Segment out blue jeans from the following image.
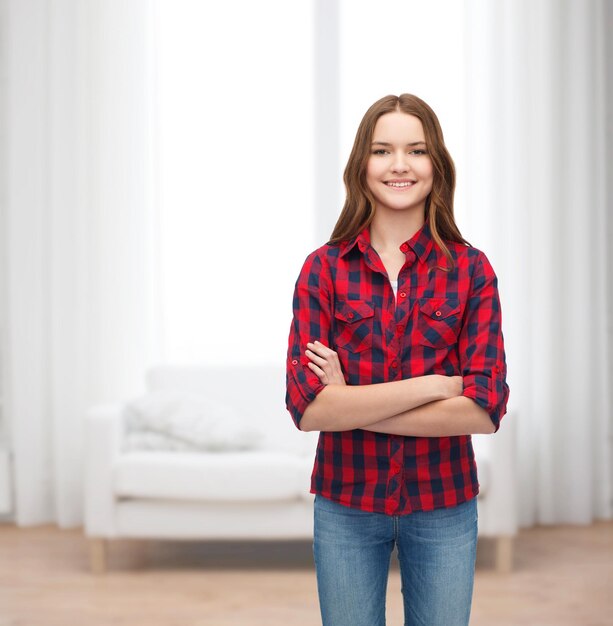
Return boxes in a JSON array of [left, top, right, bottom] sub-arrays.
[[313, 495, 478, 626]]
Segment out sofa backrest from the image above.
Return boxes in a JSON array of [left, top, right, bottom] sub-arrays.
[[144, 364, 318, 455]]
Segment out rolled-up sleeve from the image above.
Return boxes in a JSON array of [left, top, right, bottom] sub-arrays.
[[457, 251, 510, 431], [285, 251, 332, 429]]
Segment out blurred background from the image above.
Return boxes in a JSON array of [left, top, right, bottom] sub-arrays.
[[0, 0, 611, 624]]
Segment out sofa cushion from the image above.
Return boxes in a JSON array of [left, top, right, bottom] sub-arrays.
[[122, 390, 263, 452], [142, 365, 321, 457], [113, 450, 314, 502]]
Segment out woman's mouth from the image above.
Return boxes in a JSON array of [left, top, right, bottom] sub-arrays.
[[384, 180, 416, 188]]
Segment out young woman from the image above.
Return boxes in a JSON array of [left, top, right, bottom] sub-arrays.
[[285, 93, 509, 626]]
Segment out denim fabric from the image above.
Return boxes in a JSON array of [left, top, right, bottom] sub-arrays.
[[313, 494, 478, 626]]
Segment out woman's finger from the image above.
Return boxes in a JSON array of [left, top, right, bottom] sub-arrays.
[[308, 341, 338, 359], [306, 342, 328, 358], [307, 361, 327, 383], [305, 349, 329, 367], [326, 350, 341, 366], [313, 340, 337, 356], [306, 341, 346, 386]]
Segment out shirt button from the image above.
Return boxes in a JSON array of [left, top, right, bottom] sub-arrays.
[[399, 291, 407, 298], [435, 310, 442, 317], [397, 324, 405, 333], [400, 243, 409, 252], [391, 360, 398, 368], [291, 359, 298, 365], [348, 312, 354, 319]]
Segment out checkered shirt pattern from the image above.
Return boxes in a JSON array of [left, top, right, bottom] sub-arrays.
[[285, 219, 510, 515]]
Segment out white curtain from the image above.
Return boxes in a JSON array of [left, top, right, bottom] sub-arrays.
[[1, 0, 610, 529], [463, 0, 611, 525], [2, 0, 161, 527], [154, 0, 315, 367]]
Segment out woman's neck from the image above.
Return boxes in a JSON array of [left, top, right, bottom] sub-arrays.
[[369, 208, 425, 253]]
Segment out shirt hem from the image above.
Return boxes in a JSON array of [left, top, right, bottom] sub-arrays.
[[310, 484, 480, 516]]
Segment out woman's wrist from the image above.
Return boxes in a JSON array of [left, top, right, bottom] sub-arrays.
[[430, 374, 463, 401]]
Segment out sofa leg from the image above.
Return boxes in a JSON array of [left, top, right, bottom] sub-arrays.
[[495, 536, 513, 573], [89, 538, 107, 575]]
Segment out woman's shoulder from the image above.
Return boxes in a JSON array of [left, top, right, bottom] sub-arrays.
[[440, 236, 488, 261], [442, 239, 498, 278], [294, 241, 341, 283], [301, 240, 344, 266]]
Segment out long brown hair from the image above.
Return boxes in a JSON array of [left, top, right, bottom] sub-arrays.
[[329, 94, 470, 270]]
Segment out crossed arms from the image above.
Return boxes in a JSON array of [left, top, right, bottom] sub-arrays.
[[286, 249, 509, 437], [299, 341, 495, 436]]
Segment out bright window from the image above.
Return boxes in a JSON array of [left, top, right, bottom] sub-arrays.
[[156, 0, 315, 365], [155, 0, 465, 366]]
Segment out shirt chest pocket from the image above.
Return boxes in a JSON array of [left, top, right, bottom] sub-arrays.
[[416, 298, 462, 349], [333, 300, 375, 353]]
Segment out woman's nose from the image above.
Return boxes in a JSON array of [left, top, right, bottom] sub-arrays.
[[391, 152, 410, 172]]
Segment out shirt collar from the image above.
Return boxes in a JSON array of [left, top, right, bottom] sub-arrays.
[[339, 218, 434, 265]]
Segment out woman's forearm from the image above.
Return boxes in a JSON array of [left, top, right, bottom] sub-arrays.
[[299, 375, 458, 432], [361, 396, 495, 437]]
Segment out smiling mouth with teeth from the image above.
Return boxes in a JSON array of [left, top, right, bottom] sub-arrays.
[[384, 181, 416, 188]]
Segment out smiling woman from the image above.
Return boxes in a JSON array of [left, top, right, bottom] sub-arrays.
[[332, 0, 467, 239], [286, 93, 509, 625], [366, 113, 434, 219]]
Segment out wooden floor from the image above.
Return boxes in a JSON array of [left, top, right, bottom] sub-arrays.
[[0, 522, 612, 625]]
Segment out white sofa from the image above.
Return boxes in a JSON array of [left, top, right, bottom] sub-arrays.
[[83, 365, 517, 574]]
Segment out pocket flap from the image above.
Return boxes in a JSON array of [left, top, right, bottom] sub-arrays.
[[418, 298, 461, 320], [334, 300, 375, 323]]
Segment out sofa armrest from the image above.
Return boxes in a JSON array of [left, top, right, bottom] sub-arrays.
[[83, 404, 123, 537], [474, 409, 518, 537]]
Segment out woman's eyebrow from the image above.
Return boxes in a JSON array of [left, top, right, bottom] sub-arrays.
[[371, 141, 427, 147]]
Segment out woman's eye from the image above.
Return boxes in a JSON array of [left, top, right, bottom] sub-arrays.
[[371, 148, 427, 156]]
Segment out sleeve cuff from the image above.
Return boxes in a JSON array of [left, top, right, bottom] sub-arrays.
[[462, 369, 508, 432], [286, 356, 326, 430]]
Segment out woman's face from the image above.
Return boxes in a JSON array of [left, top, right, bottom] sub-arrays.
[[366, 111, 433, 217]]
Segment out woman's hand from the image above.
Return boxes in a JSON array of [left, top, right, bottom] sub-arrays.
[[305, 339, 463, 397], [305, 341, 347, 386], [446, 375, 464, 399]]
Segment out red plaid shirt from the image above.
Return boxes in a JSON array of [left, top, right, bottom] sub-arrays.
[[285, 219, 510, 515]]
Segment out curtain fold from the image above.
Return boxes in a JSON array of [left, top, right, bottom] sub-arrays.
[[464, 0, 611, 525], [4, 0, 162, 527]]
